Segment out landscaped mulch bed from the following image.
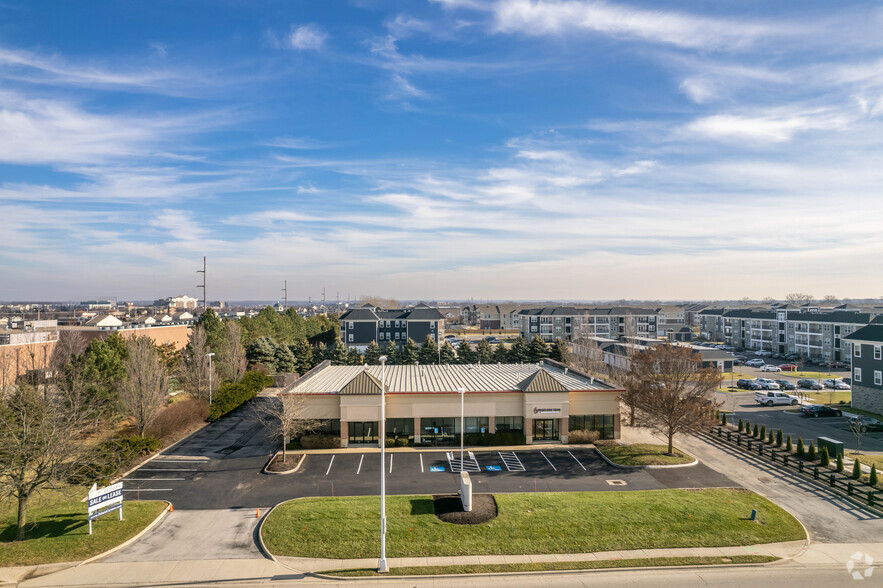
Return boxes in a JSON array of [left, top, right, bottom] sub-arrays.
[[266, 453, 303, 472], [433, 494, 497, 525]]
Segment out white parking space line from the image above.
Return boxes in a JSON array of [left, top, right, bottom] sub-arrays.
[[122, 488, 173, 492], [420, 454, 424, 473], [139, 468, 200, 472], [325, 455, 335, 476], [125, 478, 185, 481], [567, 451, 586, 470], [356, 454, 364, 475], [499, 451, 525, 472], [541, 451, 557, 471], [446, 451, 479, 472], [389, 454, 394, 474]]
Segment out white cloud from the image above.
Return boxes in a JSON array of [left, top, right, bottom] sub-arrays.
[[684, 109, 855, 143], [288, 24, 327, 51]]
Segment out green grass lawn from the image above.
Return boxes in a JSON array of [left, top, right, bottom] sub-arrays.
[[0, 489, 167, 566], [848, 452, 883, 473], [262, 489, 805, 559], [596, 444, 694, 466], [324, 555, 778, 576], [843, 407, 883, 421], [780, 371, 836, 380], [804, 391, 851, 405]]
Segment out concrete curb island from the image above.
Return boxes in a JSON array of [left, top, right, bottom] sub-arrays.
[[262, 452, 306, 475], [593, 447, 699, 469]]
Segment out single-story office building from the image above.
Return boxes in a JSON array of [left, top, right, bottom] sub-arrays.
[[284, 360, 623, 446]]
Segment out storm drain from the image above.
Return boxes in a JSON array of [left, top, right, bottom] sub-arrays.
[[606, 479, 627, 486]]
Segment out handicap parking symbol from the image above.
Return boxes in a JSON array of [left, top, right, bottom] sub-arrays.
[[430, 466, 445, 472], [486, 465, 502, 471]]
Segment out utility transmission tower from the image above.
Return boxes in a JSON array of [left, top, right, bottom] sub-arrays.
[[196, 256, 206, 311], [282, 280, 288, 310]]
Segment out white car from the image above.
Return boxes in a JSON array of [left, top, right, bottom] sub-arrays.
[[756, 378, 780, 390], [760, 365, 782, 372], [745, 359, 765, 367], [755, 350, 773, 357], [823, 379, 851, 390], [755, 391, 800, 406]]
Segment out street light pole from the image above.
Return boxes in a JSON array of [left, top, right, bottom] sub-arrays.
[[458, 386, 466, 468], [378, 355, 388, 574], [206, 352, 215, 406]]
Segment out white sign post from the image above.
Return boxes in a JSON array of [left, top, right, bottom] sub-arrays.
[[87, 482, 124, 535]]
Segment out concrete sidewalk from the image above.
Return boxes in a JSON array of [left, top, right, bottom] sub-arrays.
[[275, 540, 808, 573]]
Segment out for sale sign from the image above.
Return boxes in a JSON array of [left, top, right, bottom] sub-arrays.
[[87, 482, 123, 533]]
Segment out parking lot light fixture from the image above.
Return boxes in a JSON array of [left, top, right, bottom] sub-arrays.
[[378, 355, 388, 574], [458, 387, 466, 467]]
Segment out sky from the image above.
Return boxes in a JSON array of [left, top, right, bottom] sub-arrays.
[[1, 0, 883, 303]]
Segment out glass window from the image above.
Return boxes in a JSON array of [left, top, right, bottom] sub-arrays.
[[569, 414, 615, 440], [875, 371, 882, 386], [457, 416, 490, 434], [420, 417, 456, 444], [348, 334, 353, 342], [386, 418, 414, 438], [855, 345, 862, 358], [855, 368, 862, 382], [875, 346, 881, 360], [495, 416, 523, 432], [348, 321, 354, 329], [314, 419, 340, 436]]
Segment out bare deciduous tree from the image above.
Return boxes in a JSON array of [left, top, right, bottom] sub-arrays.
[[218, 321, 247, 383], [252, 393, 324, 462], [625, 344, 722, 455], [177, 326, 217, 401], [786, 292, 814, 304], [49, 331, 87, 376], [120, 336, 169, 437], [0, 385, 99, 541]]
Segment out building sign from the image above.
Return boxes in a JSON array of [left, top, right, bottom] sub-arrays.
[[533, 407, 561, 415], [87, 482, 123, 534]]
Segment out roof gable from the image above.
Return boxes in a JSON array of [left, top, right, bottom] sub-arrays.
[[339, 370, 384, 395], [518, 369, 568, 393]]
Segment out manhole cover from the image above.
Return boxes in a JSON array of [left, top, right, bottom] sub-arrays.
[[606, 479, 627, 486]]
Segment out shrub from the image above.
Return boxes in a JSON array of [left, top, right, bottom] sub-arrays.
[[568, 429, 601, 444], [721, 413, 727, 426], [300, 434, 341, 449], [836, 453, 843, 473], [760, 425, 766, 441], [776, 430, 783, 447], [797, 438, 805, 457], [70, 435, 163, 485], [852, 458, 862, 480], [240, 370, 274, 393], [767, 429, 774, 444], [871, 465, 878, 486], [395, 437, 409, 447], [786, 435, 792, 451], [146, 397, 210, 441], [820, 447, 830, 467], [808, 443, 816, 461], [738, 418, 743, 433], [384, 437, 396, 448], [208, 371, 273, 421], [752, 423, 759, 438]]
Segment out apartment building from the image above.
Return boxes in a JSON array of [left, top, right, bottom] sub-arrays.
[[845, 322, 883, 414], [339, 303, 445, 352], [519, 307, 660, 343], [474, 304, 524, 330]]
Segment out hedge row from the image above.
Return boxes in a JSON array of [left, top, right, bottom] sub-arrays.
[[209, 371, 274, 421]]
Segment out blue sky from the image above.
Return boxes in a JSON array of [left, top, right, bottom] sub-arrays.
[[2, 1, 882, 302]]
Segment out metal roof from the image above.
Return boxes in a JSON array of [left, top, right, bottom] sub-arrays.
[[288, 362, 617, 395]]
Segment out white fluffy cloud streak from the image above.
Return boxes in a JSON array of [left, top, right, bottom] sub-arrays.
[[684, 109, 856, 143], [289, 24, 327, 51]]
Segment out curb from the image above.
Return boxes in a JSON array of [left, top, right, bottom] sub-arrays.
[[256, 498, 307, 574], [262, 452, 306, 475], [594, 447, 698, 469], [76, 501, 172, 567]]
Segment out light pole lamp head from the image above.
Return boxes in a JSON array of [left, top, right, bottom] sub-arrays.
[[379, 355, 387, 364], [457, 387, 465, 395], [206, 352, 215, 358]]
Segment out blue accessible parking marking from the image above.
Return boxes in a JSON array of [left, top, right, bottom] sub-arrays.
[[430, 466, 445, 472], [486, 465, 502, 471]]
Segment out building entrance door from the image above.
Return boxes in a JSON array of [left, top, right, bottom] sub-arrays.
[[533, 418, 559, 441], [348, 421, 379, 444]]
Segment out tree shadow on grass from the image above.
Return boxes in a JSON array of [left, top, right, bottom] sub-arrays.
[[0, 516, 87, 542], [409, 498, 433, 516]]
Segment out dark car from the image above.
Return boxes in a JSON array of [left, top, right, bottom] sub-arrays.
[[774, 379, 797, 390], [797, 378, 824, 390], [736, 378, 761, 390], [829, 361, 849, 369], [800, 404, 843, 418]]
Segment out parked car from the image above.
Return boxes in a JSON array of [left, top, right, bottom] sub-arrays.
[[785, 354, 801, 361], [842, 377, 852, 385], [848, 416, 883, 433], [485, 336, 501, 344], [822, 379, 851, 390], [737, 379, 762, 390], [761, 364, 782, 372], [828, 361, 849, 369], [800, 404, 843, 418], [745, 359, 765, 367], [755, 350, 773, 357], [777, 363, 798, 371], [797, 378, 824, 390], [756, 378, 780, 390], [774, 379, 797, 390], [755, 391, 799, 406]]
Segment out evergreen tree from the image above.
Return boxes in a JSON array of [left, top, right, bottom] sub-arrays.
[[852, 458, 862, 480], [290, 339, 314, 375], [347, 348, 364, 366], [327, 338, 349, 365], [808, 443, 816, 460], [457, 340, 478, 364], [797, 437, 804, 456], [738, 418, 744, 433], [314, 342, 327, 366], [381, 340, 399, 364], [247, 336, 277, 370], [439, 341, 457, 364], [476, 339, 493, 364], [549, 339, 567, 362], [81, 332, 129, 413], [820, 447, 830, 467], [364, 341, 381, 365], [835, 452, 843, 472], [786, 435, 792, 452], [870, 465, 878, 486], [721, 413, 727, 426], [776, 430, 783, 447], [196, 309, 227, 355], [418, 335, 439, 365], [274, 344, 298, 373], [508, 336, 530, 363], [491, 342, 509, 363], [401, 338, 419, 365], [527, 336, 550, 363]]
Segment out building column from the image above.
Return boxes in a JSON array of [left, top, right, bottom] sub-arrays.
[[524, 417, 534, 444], [413, 417, 421, 444], [559, 417, 569, 444], [340, 422, 349, 448], [613, 414, 622, 440], [488, 418, 496, 434]]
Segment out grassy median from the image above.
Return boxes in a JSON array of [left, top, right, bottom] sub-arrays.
[[596, 444, 694, 466], [0, 489, 167, 566], [262, 489, 805, 559]]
